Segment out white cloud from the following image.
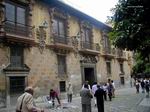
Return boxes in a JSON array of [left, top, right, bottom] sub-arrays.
[[63, 0, 118, 22]]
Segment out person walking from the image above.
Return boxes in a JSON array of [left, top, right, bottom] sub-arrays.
[[67, 82, 73, 103], [107, 81, 113, 101], [92, 82, 98, 106], [140, 79, 145, 93], [145, 81, 150, 98], [103, 83, 108, 101], [111, 80, 115, 98], [16, 86, 44, 112], [94, 84, 105, 112], [130, 76, 134, 87], [135, 80, 140, 93], [80, 84, 93, 112]]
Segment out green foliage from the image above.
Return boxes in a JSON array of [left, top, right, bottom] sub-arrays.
[[145, 63, 150, 73], [110, 0, 150, 51], [132, 53, 150, 75], [110, 0, 150, 75]]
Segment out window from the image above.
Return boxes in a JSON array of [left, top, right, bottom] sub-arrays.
[[10, 77, 25, 94], [52, 17, 66, 38], [104, 37, 110, 48], [10, 46, 23, 67], [5, 1, 26, 25], [106, 61, 111, 75], [83, 27, 91, 42], [59, 81, 66, 92], [57, 55, 67, 75], [5, 3, 15, 22], [82, 27, 92, 49], [5, 1, 28, 36], [120, 63, 124, 73]]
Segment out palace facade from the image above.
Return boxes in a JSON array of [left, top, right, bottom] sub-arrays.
[[0, 0, 133, 107]]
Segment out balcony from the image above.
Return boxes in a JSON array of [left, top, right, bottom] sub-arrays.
[[79, 41, 100, 55], [116, 49, 127, 61], [49, 35, 73, 51], [0, 20, 34, 45], [101, 47, 115, 58]]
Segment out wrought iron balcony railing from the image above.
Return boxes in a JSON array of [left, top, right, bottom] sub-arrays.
[[52, 35, 72, 46], [80, 41, 100, 51], [4, 20, 32, 37], [102, 47, 116, 55], [116, 49, 126, 59]]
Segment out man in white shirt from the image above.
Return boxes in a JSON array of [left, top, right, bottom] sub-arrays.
[[111, 80, 115, 97], [92, 82, 97, 106]]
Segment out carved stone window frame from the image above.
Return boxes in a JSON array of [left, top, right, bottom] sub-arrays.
[[49, 7, 70, 39], [80, 20, 93, 42]]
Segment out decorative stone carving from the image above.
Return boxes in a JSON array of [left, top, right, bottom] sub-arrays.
[[80, 54, 98, 63], [28, 0, 35, 38], [0, 0, 5, 36], [0, 0, 5, 24], [54, 49, 68, 55], [71, 36, 79, 57], [36, 27, 46, 54], [95, 43, 100, 51]]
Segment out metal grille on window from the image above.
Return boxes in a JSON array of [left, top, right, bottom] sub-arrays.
[[57, 55, 66, 75], [59, 81, 66, 92], [10, 77, 25, 94], [10, 46, 23, 67], [106, 61, 111, 75]]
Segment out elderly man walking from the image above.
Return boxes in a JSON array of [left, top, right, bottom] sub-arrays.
[[80, 84, 93, 112]]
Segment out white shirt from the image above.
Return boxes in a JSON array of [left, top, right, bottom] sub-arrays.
[[82, 84, 91, 91], [92, 84, 97, 94]]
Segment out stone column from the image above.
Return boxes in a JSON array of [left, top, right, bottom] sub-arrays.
[[28, 0, 35, 38]]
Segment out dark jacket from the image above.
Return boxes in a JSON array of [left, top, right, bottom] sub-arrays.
[[94, 88, 105, 112]]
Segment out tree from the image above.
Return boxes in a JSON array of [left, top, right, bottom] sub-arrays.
[[109, 0, 150, 75]]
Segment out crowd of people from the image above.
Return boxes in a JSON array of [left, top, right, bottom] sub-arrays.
[[15, 79, 115, 112], [134, 78, 150, 97], [80, 79, 115, 112], [15, 78, 150, 112]]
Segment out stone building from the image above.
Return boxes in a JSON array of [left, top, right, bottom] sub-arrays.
[[0, 0, 133, 107]]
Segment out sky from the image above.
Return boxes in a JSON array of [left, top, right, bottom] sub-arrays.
[[61, 0, 118, 23]]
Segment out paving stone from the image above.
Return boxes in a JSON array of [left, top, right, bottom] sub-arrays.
[[0, 85, 150, 112]]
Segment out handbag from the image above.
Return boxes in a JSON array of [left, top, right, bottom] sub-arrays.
[[16, 94, 26, 112]]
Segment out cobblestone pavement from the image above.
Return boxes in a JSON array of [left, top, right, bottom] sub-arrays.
[[32, 86, 150, 112], [41, 86, 150, 112], [0, 85, 150, 112]]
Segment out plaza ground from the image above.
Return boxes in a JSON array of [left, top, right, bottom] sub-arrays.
[[0, 84, 150, 112]]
